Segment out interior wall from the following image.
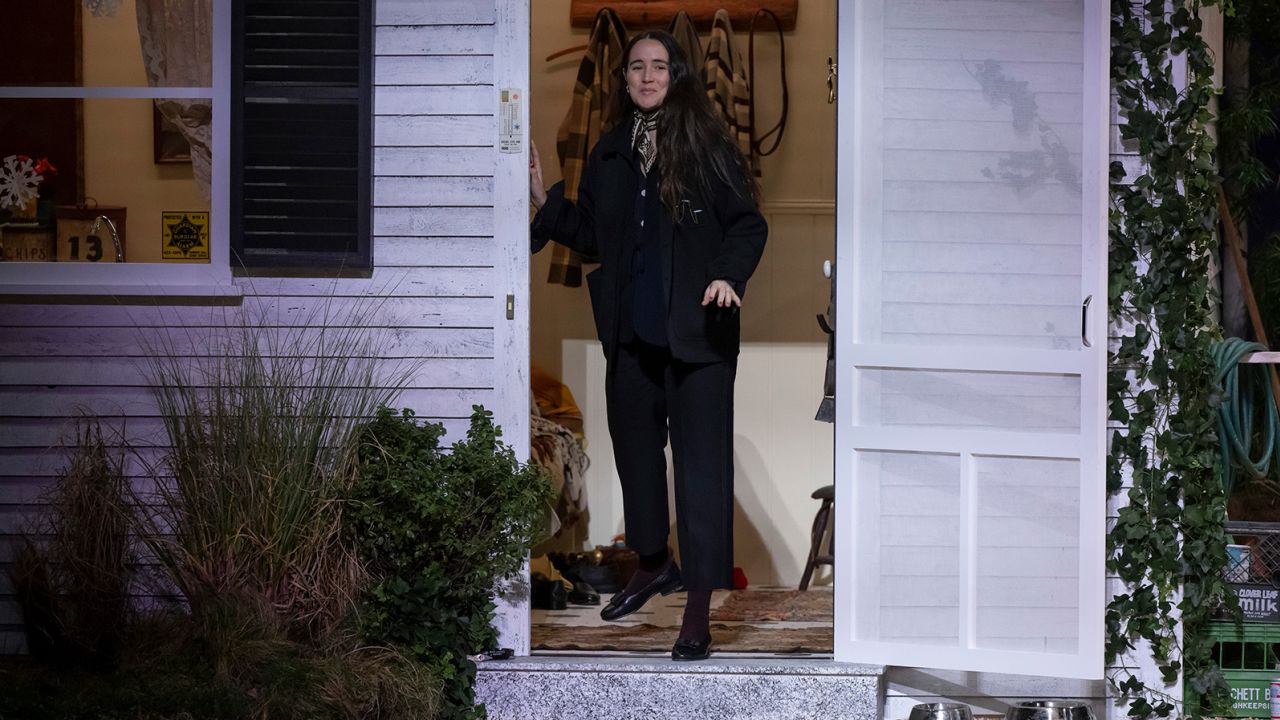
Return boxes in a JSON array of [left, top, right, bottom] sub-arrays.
[[529, 0, 837, 586], [81, 0, 206, 263]]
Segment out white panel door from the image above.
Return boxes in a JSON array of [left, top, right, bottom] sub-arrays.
[[832, 0, 1108, 679]]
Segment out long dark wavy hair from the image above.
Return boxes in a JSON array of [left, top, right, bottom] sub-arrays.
[[608, 30, 760, 214]]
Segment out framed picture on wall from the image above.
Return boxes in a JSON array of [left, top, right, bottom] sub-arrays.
[[153, 103, 191, 164]]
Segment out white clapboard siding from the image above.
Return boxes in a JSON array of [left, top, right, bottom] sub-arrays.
[[377, 0, 495, 25], [377, 25, 495, 56], [0, 0, 505, 653], [0, 326, 493, 358], [0, 296, 496, 328], [1, 357, 494, 388], [375, 147, 495, 176]]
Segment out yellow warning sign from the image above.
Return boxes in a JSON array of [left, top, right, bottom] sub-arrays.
[[161, 211, 210, 260]]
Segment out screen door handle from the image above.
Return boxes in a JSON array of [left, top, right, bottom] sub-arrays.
[[1081, 295, 1092, 348]]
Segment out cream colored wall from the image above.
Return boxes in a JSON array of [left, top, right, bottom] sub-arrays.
[[530, 0, 837, 586], [81, 0, 207, 263]]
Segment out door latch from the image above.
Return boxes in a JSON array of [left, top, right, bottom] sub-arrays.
[[827, 58, 837, 104]]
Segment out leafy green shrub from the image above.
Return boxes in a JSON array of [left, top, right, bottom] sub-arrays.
[[348, 406, 550, 720]]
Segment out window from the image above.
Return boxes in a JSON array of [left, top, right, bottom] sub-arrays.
[[0, 0, 373, 294], [231, 0, 373, 272], [0, 1, 228, 293]]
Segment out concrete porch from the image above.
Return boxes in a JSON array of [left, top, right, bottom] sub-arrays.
[[475, 654, 884, 720]]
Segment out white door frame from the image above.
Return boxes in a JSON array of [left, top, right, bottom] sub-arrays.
[[494, 0, 533, 656]]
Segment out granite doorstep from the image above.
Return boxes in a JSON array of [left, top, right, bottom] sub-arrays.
[[475, 656, 884, 720]]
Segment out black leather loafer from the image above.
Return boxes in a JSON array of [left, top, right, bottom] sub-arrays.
[[599, 559, 683, 621], [568, 580, 600, 606], [671, 634, 712, 661]]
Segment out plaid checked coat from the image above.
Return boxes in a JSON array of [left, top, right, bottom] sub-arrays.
[[703, 9, 757, 176], [668, 10, 704, 73], [547, 9, 627, 288]]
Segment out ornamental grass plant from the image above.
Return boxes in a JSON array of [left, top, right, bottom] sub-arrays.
[[0, 294, 445, 712], [135, 300, 415, 645], [7, 417, 132, 669]]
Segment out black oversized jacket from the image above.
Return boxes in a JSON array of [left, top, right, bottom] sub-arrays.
[[531, 125, 768, 363]]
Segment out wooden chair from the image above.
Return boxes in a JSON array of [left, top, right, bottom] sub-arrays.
[[799, 484, 834, 590]]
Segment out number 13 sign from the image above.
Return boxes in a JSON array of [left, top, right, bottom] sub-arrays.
[[55, 206, 126, 262]]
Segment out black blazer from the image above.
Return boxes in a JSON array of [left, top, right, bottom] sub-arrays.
[[532, 125, 768, 363]]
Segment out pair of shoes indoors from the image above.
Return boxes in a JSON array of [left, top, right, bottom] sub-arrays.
[[531, 572, 567, 610], [532, 572, 600, 609]]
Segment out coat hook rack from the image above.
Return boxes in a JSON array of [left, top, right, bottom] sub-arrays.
[[569, 0, 798, 31]]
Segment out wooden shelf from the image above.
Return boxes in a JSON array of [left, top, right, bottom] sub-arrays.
[[1240, 352, 1280, 364], [570, 1, 798, 31]]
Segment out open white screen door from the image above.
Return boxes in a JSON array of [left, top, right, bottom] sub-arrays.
[[832, 0, 1108, 679]]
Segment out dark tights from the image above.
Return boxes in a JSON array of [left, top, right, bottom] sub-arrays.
[[627, 548, 712, 643], [679, 589, 711, 643]]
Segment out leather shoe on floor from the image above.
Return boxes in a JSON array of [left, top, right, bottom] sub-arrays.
[[671, 634, 712, 661], [530, 572, 567, 610], [568, 580, 600, 606], [599, 559, 683, 621]]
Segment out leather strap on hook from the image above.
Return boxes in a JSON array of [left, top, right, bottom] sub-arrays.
[[748, 9, 788, 158]]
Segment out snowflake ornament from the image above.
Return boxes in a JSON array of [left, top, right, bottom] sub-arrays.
[[0, 155, 43, 211], [83, 0, 121, 18]]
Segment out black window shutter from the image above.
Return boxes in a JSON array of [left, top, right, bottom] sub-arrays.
[[231, 0, 372, 272]]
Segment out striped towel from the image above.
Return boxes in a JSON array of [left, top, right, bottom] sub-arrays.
[[548, 9, 627, 287]]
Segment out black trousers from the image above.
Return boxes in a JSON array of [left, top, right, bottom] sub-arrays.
[[605, 340, 737, 591]]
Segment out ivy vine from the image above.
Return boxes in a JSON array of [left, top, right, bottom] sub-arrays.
[[1107, 1, 1233, 718]]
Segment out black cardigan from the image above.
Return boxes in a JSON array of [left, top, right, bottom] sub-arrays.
[[532, 125, 768, 363]]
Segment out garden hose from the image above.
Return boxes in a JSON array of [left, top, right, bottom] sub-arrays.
[[1212, 337, 1279, 494]]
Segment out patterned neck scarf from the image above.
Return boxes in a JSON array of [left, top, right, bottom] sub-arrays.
[[631, 108, 661, 176]]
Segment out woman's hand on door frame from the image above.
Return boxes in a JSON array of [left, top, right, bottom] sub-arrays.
[[530, 142, 547, 210]]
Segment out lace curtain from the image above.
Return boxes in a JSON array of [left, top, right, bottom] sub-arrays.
[[135, 0, 213, 198]]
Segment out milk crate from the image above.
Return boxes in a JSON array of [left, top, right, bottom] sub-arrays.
[[1225, 522, 1280, 622], [1185, 621, 1280, 717]]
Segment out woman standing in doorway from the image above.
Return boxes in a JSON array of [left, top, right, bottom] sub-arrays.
[[529, 30, 767, 660]]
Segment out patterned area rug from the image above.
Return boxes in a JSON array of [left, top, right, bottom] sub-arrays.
[[709, 589, 833, 622], [532, 622, 833, 653], [531, 589, 834, 653]]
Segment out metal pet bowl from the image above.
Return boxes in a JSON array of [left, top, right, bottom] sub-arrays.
[[1005, 701, 1095, 720], [908, 703, 974, 720]]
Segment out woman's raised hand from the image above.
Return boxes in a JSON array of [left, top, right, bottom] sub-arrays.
[[702, 280, 741, 308], [530, 142, 547, 210]]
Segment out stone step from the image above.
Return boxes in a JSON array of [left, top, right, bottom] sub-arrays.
[[475, 654, 884, 720]]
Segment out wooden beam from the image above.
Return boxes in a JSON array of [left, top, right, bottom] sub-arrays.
[[570, 0, 798, 31], [1220, 189, 1280, 416]]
